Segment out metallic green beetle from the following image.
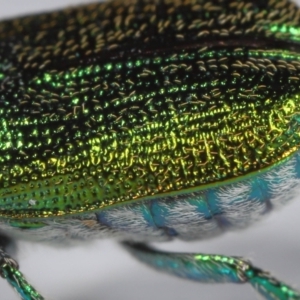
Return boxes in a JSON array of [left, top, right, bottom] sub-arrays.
[[1, 0, 300, 299]]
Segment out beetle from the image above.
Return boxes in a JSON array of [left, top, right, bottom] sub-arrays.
[[1, 0, 300, 299]]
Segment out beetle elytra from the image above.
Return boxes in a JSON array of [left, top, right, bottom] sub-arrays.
[[1, 0, 300, 299]]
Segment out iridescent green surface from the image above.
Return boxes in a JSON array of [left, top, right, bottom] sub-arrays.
[[1, 264, 44, 300], [125, 243, 300, 300], [1, 0, 300, 219], [1, 1, 300, 300], [0, 247, 43, 300]]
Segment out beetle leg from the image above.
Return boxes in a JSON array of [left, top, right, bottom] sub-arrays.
[[123, 242, 300, 300], [0, 236, 45, 300]]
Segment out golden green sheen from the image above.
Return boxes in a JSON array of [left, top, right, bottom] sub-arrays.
[[0, 0, 300, 219]]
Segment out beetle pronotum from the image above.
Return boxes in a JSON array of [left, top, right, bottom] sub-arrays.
[[0, 0, 297, 298]]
